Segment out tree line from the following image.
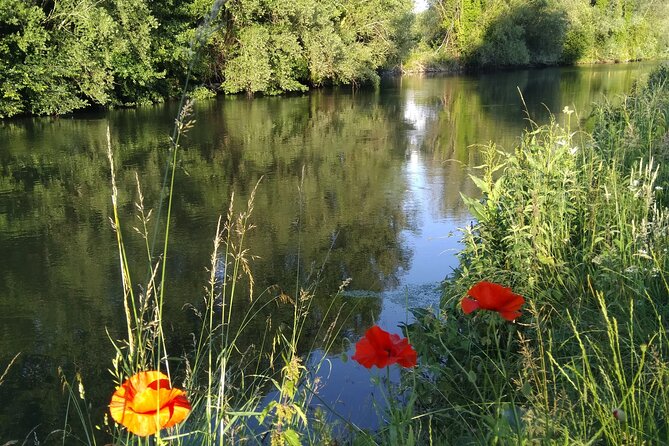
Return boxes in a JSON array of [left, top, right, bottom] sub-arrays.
[[1, 0, 667, 117], [412, 0, 669, 69]]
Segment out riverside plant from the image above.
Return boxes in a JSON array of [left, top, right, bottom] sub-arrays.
[[99, 98, 353, 445], [403, 67, 669, 444]]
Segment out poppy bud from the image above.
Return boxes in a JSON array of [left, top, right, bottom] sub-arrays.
[[613, 408, 627, 423]]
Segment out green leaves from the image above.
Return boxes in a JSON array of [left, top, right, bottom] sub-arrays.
[[0, 0, 165, 116], [220, 0, 413, 95], [418, 0, 669, 68], [223, 25, 273, 94]]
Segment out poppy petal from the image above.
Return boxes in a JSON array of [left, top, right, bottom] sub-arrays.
[[463, 281, 525, 320], [352, 325, 417, 369], [461, 297, 480, 314], [109, 371, 190, 437], [499, 310, 522, 321], [396, 343, 418, 368], [131, 386, 179, 414], [497, 294, 525, 312], [466, 281, 499, 309], [365, 326, 393, 351], [351, 337, 377, 368], [163, 393, 192, 428]]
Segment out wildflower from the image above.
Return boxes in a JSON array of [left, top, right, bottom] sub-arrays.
[[352, 325, 417, 369], [461, 281, 525, 321], [613, 408, 627, 423], [109, 371, 191, 436]]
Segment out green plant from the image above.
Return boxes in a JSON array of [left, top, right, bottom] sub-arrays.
[[403, 63, 669, 444]]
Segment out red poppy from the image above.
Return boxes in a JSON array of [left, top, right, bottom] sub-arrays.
[[109, 371, 191, 437], [351, 325, 417, 369], [461, 281, 525, 321]]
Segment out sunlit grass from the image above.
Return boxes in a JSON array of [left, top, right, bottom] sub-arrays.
[[404, 62, 669, 445]]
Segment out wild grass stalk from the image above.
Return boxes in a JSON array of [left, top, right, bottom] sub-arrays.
[[59, 369, 98, 446], [103, 100, 351, 445], [87, 1, 352, 444], [0, 352, 19, 387]]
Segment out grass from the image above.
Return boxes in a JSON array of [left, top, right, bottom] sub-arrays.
[[404, 62, 669, 444], [100, 103, 351, 445]]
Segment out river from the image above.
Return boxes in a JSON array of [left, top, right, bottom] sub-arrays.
[[0, 61, 659, 442]]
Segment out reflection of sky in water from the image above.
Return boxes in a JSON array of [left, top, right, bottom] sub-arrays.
[[402, 89, 436, 147], [315, 91, 467, 432]]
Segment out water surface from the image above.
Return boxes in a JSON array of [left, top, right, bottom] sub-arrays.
[[0, 61, 658, 442]]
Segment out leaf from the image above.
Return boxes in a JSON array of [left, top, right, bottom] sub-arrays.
[[470, 174, 491, 195], [461, 194, 485, 220], [537, 252, 555, 266], [408, 307, 431, 320], [490, 175, 505, 199], [283, 428, 302, 446], [293, 405, 308, 426]]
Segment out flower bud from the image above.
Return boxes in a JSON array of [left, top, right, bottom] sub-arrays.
[[613, 408, 627, 423]]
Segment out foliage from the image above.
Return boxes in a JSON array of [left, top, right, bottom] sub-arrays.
[[0, 1, 85, 117], [0, 0, 166, 117], [415, 0, 669, 69], [219, 0, 414, 95], [2, 0, 668, 115], [0, 0, 414, 115], [589, 63, 669, 195]]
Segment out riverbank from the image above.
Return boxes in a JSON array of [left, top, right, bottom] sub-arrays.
[[402, 61, 669, 444], [399, 46, 662, 75]]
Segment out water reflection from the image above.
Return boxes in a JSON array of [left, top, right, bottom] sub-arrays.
[[0, 61, 659, 441]]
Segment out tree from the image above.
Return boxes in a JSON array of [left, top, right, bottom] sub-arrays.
[[218, 0, 413, 95], [0, 0, 165, 116], [0, 1, 87, 117]]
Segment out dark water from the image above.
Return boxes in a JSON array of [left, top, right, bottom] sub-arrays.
[[0, 62, 659, 442]]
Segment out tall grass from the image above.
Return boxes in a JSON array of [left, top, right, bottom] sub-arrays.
[[404, 62, 669, 444], [101, 100, 350, 445], [76, 3, 351, 444]]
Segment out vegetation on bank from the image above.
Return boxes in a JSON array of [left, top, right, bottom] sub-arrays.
[[403, 62, 669, 443], [0, 0, 413, 117], [407, 0, 669, 71], [2, 0, 668, 117]]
